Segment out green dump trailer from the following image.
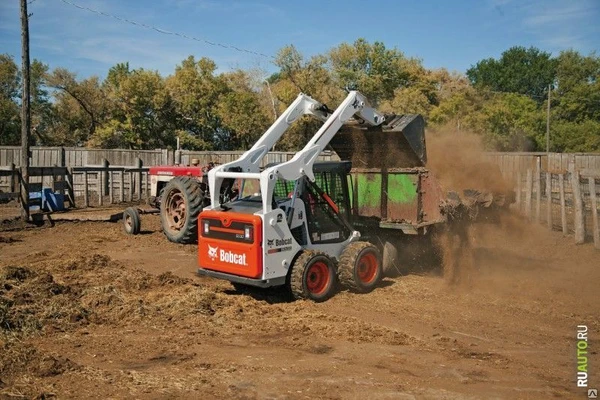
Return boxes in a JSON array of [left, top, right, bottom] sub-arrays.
[[331, 115, 457, 275]]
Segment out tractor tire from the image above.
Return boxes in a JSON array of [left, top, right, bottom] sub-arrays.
[[338, 241, 382, 293], [289, 251, 336, 302], [123, 207, 141, 235], [160, 176, 205, 244]]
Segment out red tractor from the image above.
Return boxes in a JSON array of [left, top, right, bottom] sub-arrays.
[[122, 160, 237, 243]]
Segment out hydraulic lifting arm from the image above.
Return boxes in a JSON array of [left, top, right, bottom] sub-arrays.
[[207, 93, 330, 207], [207, 90, 385, 213]]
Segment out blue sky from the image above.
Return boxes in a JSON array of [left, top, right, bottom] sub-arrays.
[[1, 0, 599, 79]]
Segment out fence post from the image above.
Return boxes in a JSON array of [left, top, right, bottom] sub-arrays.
[[571, 169, 585, 244], [535, 159, 541, 223], [83, 170, 89, 208], [97, 171, 103, 206], [66, 167, 75, 208], [588, 177, 599, 249], [143, 172, 148, 198], [136, 158, 142, 200], [129, 171, 134, 201], [9, 163, 16, 193], [516, 171, 522, 213], [525, 169, 533, 220], [546, 172, 552, 228], [102, 158, 109, 196], [119, 170, 124, 202], [110, 171, 114, 204], [559, 173, 567, 235]]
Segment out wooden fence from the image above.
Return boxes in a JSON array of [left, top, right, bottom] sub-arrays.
[[512, 166, 600, 249], [485, 152, 600, 183], [0, 148, 336, 211], [0, 146, 337, 168]]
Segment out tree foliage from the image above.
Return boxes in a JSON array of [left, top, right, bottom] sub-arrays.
[[0, 40, 598, 152], [466, 46, 557, 102]]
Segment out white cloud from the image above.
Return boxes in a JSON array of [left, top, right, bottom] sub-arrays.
[[523, 2, 596, 27], [503, 0, 599, 53]]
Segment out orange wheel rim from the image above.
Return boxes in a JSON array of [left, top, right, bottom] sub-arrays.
[[357, 252, 378, 284], [306, 261, 330, 295]]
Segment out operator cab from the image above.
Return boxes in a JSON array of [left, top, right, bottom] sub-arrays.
[[225, 161, 354, 248]]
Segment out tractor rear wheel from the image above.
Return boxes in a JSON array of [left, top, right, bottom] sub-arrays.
[[289, 251, 336, 302], [160, 176, 205, 244], [338, 241, 382, 293]]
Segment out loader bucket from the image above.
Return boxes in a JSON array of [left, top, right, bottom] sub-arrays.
[[330, 114, 427, 169]]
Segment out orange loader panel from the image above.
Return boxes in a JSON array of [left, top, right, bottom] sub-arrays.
[[198, 210, 263, 279]]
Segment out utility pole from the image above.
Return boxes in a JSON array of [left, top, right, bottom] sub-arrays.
[[20, 0, 31, 221], [546, 84, 551, 154], [264, 80, 278, 122]]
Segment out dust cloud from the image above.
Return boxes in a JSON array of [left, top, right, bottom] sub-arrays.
[[426, 126, 512, 194]]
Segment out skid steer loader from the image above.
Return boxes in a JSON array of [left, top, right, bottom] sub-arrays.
[[197, 91, 387, 301], [196, 90, 512, 301]]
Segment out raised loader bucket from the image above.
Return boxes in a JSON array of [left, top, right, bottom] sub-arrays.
[[330, 114, 427, 169]]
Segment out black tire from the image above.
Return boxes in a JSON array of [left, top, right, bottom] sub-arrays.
[[289, 251, 336, 302], [160, 176, 205, 244], [338, 241, 382, 293], [123, 207, 141, 235]]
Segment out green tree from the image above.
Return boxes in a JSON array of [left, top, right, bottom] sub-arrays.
[[329, 38, 423, 105], [466, 46, 557, 102], [214, 70, 270, 150], [551, 119, 600, 152], [45, 68, 107, 145], [92, 67, 176, 149], [166, 56, 228, 150], [554, 50, 600, 122], [469, 92, 543, 150], [272, 46, 341, 150], [0, 54, 20, 145]]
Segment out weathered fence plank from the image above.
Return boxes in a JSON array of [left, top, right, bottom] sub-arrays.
[[571, 169, 585, 244], [525, 169, 533, 219], [516, 171, 522, 212], [83, 170, 89, 208], [546, 172, 552, 228], [559, 173, 567, 235], [589, 177, 600, 249], [535, 158, 541, 223]]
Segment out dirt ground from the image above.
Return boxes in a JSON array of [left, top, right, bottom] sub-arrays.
[[0, 207, 598, 399]]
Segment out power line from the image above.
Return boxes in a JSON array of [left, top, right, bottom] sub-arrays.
[[57, 0, 276, 62]]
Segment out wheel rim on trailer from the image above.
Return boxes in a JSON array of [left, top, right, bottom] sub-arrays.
[[164, 189, 186, 231], [306, 261, 331, 296], [357, 252, 378, 284], [124, 213, 134, 232]]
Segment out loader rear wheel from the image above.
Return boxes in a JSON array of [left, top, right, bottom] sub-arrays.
[[338, 241, 382, 293], [289, 251, 336, 302], [123, 207, 141, 235], [160, 176, 205, 244]]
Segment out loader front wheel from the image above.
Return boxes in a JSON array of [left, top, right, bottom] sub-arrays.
[[160, 176, 205, 244], [289, 251, 336, 302], [338, 241, 382, 293]]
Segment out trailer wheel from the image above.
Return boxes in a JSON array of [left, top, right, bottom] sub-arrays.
[[123, 207, 141, 235], [338, 241, 382, 293], [289, 251, 336, 302], [160, 176, 205, 244]]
